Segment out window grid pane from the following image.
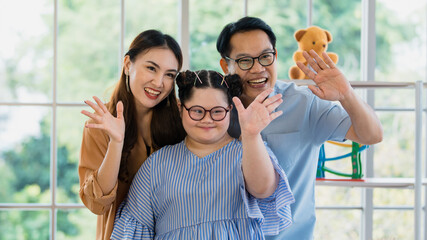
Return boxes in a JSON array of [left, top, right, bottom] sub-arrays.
[[189, 0, 243, 71], [0, 0, 53, 103], [0, 1, 426, 239], [57, 0, 120, 103]]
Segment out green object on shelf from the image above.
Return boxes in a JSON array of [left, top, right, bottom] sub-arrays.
[[316, 141, 367, 179]]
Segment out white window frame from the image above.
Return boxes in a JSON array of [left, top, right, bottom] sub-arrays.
[[0, 0, 426, 239]]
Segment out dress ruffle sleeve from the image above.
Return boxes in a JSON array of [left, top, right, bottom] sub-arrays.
[[111, 157, 155, 239], [111, 200, 155, 240], [239, 142, 295, 236]]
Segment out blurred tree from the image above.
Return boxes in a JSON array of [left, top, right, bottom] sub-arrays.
[[0, 0, 423, 239], [0, 210, 49, 240], [56, 0, 120, 102], [189, 0, 243, 71], [1, 118, 79, 239], [2, 120, 78, 202], [314, 0, 416, 79]]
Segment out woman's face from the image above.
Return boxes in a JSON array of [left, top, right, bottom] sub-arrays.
[[126, 47, 179, 111], [181, 88, 231, 145]]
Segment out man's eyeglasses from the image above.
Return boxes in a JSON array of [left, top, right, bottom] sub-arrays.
[[225, 51, 276, 71], [182, 105, 230, 121]]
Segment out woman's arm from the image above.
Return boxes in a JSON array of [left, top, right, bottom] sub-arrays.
[[80, 96, 125, 197]]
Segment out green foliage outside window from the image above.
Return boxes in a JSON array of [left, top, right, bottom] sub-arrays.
[[0, 0, 425, 239]]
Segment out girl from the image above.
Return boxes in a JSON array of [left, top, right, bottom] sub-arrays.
[[79, 30, 186, 240], [111, 70, 295, 239]]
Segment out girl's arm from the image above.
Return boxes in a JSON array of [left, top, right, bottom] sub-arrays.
[[234, 89, 283, 198]]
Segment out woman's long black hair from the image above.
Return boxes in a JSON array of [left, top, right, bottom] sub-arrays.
[[108, 30, 186, 183]]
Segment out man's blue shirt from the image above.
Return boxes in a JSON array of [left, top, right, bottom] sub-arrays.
[[229, 80, 352, 240]]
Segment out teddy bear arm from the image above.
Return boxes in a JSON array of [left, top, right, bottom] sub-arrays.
[[293, 51, 306, 63], [327, 52, 338, 64]]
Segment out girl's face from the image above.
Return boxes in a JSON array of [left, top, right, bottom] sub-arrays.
[[181, 88, 231, 146], [125, 47, 178, 111]]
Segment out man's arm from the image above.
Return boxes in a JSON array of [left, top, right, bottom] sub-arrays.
[[297, 50, 383, 145], [340, 89, 383, 144]]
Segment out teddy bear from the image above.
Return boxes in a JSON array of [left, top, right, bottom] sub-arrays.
[[288, 26, 338, 79]]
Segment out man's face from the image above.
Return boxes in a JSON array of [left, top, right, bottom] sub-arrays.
[[225, 29, 277, 105]]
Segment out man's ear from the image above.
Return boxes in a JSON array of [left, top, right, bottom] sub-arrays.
[[220, 58, 229, 74]]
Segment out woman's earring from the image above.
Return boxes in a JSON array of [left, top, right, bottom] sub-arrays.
[[126, 72, 130, 93], [166, 95, 171, 107]]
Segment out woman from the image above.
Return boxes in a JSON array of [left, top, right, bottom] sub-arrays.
[[78, 30, 186, 240], [111, 70, 295, 239]]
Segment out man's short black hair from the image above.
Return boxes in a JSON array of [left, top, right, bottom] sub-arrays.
[[216, 16, 276, 58]]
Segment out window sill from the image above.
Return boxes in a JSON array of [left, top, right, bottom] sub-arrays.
[[316, 177, 427, 188]]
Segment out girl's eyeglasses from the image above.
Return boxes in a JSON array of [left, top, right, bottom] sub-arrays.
[[182, 105, 230, 121]]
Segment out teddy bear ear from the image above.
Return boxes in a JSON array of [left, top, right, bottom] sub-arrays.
[[324, 30, 333, 42], [294, 29, 307, 42]]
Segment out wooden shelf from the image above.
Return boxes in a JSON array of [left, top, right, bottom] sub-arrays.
[[316, 178, 427, 188]]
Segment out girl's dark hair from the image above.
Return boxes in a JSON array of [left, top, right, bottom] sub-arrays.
[[108, 29, 186, 183], [175, 70, 243, 106]]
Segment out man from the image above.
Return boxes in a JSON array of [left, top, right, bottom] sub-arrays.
[[216, 16, 382, 239]]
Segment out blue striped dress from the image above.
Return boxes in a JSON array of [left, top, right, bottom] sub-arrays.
[[111, 139, 294, 239]]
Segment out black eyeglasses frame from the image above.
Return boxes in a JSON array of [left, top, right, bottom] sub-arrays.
[[225, 50, 276, 71], [182, 104, 230, 121]]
